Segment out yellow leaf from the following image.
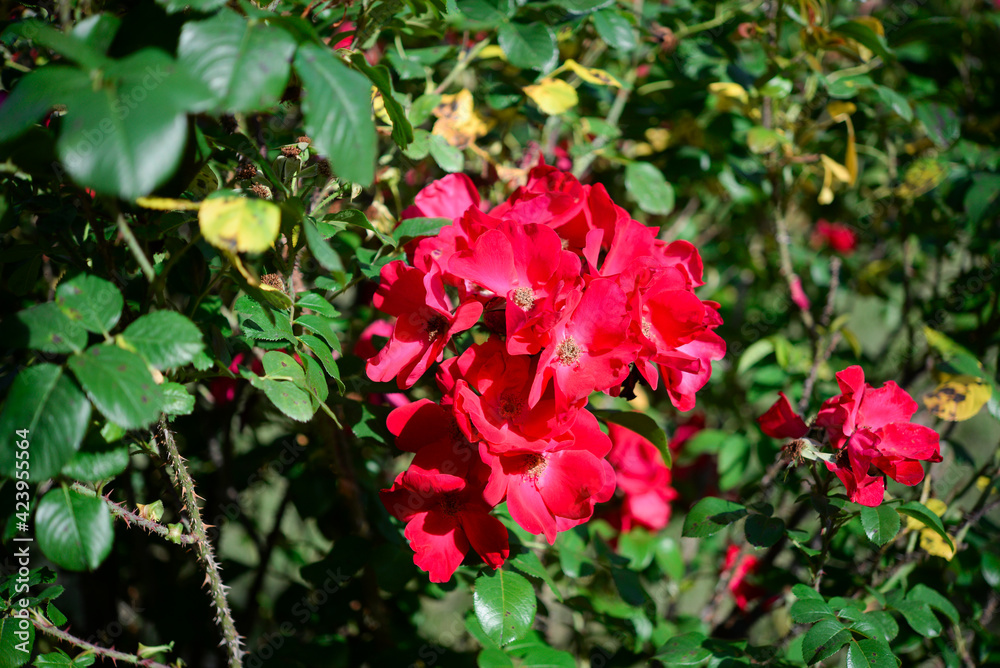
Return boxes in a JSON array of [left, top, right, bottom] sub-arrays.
[[844, 116, 857, 185], [896, 158, 947, 199], [853, 15, 885, 36], [478, 45, 506, 60], [524, 78, 579, 115], [187, 163, 220, 199], [645, 128, 670, 152], [135, 197, 202, 211], [708, 82, 748, 112], [826, 101, 856, 119], [562, 59, 622, 88], [432, 89, 488, 149], [923, 374, 992, 421], [372, 86, 392, 125], [976, 476, 992, 492], [919, 529, 956, 561], [199, 196, 281, 254], [818, 154, 851, 204]]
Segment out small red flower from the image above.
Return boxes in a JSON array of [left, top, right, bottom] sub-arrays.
[[811, 219, 858, 255], [607, 423, 677, 533]]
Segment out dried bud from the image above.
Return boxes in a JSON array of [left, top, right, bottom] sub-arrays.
[[651, 24, 678, 54], [296, 136, 312, 145], [316, 159, 332, 178], [249, 183, 272, 200], [260, 273, 285, 291], [235, 162, 258, 180], [281, 145, 302, 157]]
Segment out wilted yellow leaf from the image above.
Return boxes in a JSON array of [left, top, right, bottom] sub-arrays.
[[561, 59, 622, 88], [826, 101, 856, 119], [199, 196, 281, 254], [853, 15, 885, 36], [919, 529, 956, 561], [187, 163, 220, 199], [818, 154, 851, 204], [924, 374, 992, 421], [135, 197, 202, 211], [645, 128, 670, 152], [524, 78, 579, 115], [432, 89, 488, 149]]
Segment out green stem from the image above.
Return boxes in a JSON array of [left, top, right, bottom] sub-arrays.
[[71, 482, 199, 545], [158, 421, 244, 667], [433, 39, 489, 95], [117, 214, 156, 283], [30, 610, 175, 668]]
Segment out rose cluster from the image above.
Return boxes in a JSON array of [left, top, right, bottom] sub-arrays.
[[368, 165, 725, 581], [758, 366, 941, 507]]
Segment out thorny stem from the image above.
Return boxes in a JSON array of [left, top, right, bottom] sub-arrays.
[[30, 610, 175, 668], [71, 482, 199, 545], [157, 420, 244, 667]]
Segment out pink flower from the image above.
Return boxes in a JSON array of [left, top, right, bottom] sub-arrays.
[[400, 173, 481, 222], [480, 409, 615, 543], [607, 423, 677, 533], [790, 276, 811, 312], [528, 278, 637, 411], [757, 392, 809, 439], [816, 366, 941, 506], [366, 261, 483, 388], [380, 442, 508, 583]]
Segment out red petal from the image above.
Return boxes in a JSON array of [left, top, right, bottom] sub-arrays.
[[757, 392, 809, 439]]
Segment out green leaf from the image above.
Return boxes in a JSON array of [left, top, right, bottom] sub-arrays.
[[508, 549, 561, 601], [235, 294, 296, 344], [11, 302, 88, 354], [457, 0, 513, 24], [36, 486, 114, 571], [473, 569, 537, 647], [846, 639, 896, 668], [60, 439, 129, 482], [3, 20, 110, 71], [906, 584, 959, 625], [55, 49, 213, 199], [429, 134, 465, 173], [616, 528, 656, 571], [177, 9, 297, 112], [296, 315, 341, 353], [71, 14, 121, 55], [121, 311, 204, 369], [157, 0, 227, 13], [351, 54, 414, 148], [831, 20, 893, 62], [555, 527, 591, 578], [801, 618, 851, 664], [592, 10, 636, 52], [915, 101, 960, 148], [520, 646, 575, 668], [897, 501, 953, 550], [404, 130, 431, 160], [893, 599, 942, 638], [296, 292, 341, 318], [301, 353, 329, 403], [790, 599, 836, 624], [0, 364, 91, 480], [654, 632, 710, 664], [33, 650, 75, 667], [477, 649, 514, 668], [744, 513, 785, 548], [56, 274, 123, 335], [67, 345, 165, 430], [593, 410, 671, 468], [392, 216, 452, 245], [262, 351, 306, 383], [625, 162, 675, 215], [161, 382, 195, 416], [303, 217, 345, 274], [717, 434, 750, 491], [498, 22, 556, 71], [557, 0, 614, 12], [0, 66, 90, 144], [681, 497, 747, 538], [245, 372, 316, 422], [792, 583, 824, 601], [964, 174, 1000, 226], [860, 505, 900, 546], [876, 86, 913, 122], [0, 617, 33, 667], [294, 42, 377, 185], [299, 334, 341, 387]]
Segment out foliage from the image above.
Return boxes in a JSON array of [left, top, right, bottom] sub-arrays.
[[1, 0, 1000, 667]]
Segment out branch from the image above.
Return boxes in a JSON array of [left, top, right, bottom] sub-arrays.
[[71, 483, 199, 545], [157, 420, 244, 668], [31, 611, 175, 668], [117, 214, 156, 283]]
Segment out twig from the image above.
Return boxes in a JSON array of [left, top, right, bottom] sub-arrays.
[[117, 214, 156, 283], [31, 611, 174, 668], [798, 331, 841, 415], [70, 482, 199, 545], [821, 256, 841, 328], [157, 420, 244, 667]]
